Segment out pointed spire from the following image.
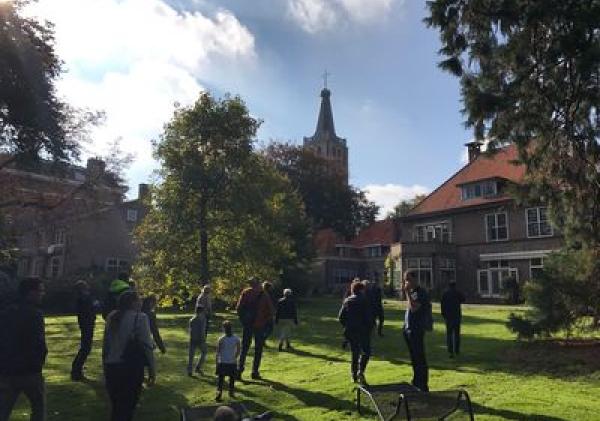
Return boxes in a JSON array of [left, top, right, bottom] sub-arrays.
[[312, 88, 337, 142]]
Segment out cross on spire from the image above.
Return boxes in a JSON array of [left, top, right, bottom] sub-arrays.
[[322, 70, 331, 89]]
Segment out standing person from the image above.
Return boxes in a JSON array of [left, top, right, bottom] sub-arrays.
[[103, 291, 155, 421], [195, 285, 213, 334], [187, 305, 208, 376], [71, 280, 100, 381], [402, 271, 431, 392], [275, 289, 298, 351], [141, 295, 166, 354], [102, 273, 131, 320], [236, 277, 274, 380], [261, 281, 276, 345], [441, 281, 465, 358], [341, 277, 359, 350], [364, 280, 385, 337], [0, 278, 47, 421], [215, 321, 241, 401], [338, 280, 372, 384]]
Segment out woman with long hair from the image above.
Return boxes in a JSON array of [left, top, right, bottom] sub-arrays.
[[103, 291, 155, 421]]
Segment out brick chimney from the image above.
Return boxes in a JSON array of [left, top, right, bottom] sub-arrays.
[[465, 141, 483, 163], [86, 158, 106, 180], [138, 183, 150, 201]]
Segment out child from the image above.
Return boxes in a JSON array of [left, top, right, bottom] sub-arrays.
[[216, 320, 241, 401], [188, 304, 208, 376]]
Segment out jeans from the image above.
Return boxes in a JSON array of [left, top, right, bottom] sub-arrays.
[[403, 329, 429, 392], [72, 322, 94, 377], [187, 340, 208, 373], [345, 333, 371, 376], [238, 325, 265, 375], [104, 363, 144, 421], [0, 373, 46, 421], [445, 320, 461, 355]]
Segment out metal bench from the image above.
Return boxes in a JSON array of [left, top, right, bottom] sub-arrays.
[[356, 382, 474, 420]]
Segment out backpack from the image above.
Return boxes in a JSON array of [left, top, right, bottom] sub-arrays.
[[121, 313, 149, 368]]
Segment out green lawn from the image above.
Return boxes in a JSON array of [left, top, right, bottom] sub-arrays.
[[9, 298, 600, 420]]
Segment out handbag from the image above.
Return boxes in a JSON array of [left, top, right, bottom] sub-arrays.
[[122, 312, 149, 367]]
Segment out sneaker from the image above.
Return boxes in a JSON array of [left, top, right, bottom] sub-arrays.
[[251, 372, 261, 380]]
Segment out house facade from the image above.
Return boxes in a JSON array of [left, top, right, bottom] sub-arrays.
[[1, 156, 147, 289], [390, 143, 562, 301]]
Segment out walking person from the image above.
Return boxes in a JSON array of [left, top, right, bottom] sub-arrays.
[[338, 280, 372, 384], [262, 281, 276, 346], [0, 278, 47, 421], [236, 277, 274, 380], [441, 281, 465, 358], [402, 271, 431, 392], [215, 321, 240, 401], [364, 280, 385, 337], [102, 273, 131, 320], [71, 280, 100, 381], [275, 289, 298, 351], [142, 295, 166, 354], [103, 291, 155, 421], [188, 305, 208, 376], [195, 285, 213, 334]]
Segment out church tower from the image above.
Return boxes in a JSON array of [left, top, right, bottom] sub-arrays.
[[303, 87, 349, 184]]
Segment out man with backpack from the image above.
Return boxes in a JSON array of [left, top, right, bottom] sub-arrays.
[[402, 271, 431, 392], [0, 278, 47, 421], [441, 280, 465, 358], [236, 277, 274, 380]]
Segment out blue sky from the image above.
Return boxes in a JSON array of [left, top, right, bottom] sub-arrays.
[[30, 0, 472, 216]]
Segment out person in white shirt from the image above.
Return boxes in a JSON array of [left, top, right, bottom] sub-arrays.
[[102, 291, 155, 421], [188, 305, 208, 376], [215, 321, 241, 401]]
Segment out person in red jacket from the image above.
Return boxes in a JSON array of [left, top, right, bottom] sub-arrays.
[[236, 277, 274, 380]]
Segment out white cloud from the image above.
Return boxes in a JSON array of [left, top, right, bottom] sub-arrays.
[[287, 0, 401, 33], [25, 0, 256, 191], [363, 183, 429, 219]]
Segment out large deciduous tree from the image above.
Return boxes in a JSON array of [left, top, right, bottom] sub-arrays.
[[264, 142, 379, 239], [426, 0, 600, 329], [134, 94, 312, 303]]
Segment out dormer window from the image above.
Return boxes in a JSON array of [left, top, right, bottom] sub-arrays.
[[461, 180, 498, 200]]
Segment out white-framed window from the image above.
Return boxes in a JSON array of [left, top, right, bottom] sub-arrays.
[[462, 180, 498, 200], [127, 209, 138, 222], [439, 258, 456, 283], [526, 207, 553, 238], [406, 258, 433, 289], [106, 258, 129, 272], [334, 268, 356, 284], [486, 212, 508, 242], [49, 256, 63, 279], [365, 246, 381, 258], [54, 228, 66, 245], [478, 265, 518, 298], [414, 221, 451, 243], [529, 257, 545, 280]]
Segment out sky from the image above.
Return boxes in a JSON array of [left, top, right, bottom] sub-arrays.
[[27, 0, 473, 218]]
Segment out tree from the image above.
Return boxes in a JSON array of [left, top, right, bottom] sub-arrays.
[[427, 0, 600, 328], [264, 142, 379, 239], [387, 194, 427, 219]]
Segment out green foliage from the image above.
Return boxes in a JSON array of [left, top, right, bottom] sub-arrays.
[[507, 248, 599, 339], [264, 142, 379, 239], [426, 1, 600, 249], [134, 93, 312, 304], [386, 194, 427, 219]]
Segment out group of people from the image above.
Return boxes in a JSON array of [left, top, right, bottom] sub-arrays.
[[0, 274, 300, 421], [339, 271, 464, 392]]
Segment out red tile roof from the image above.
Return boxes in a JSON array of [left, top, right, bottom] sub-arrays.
[[409, 145, 525, 216], [350, 219, 399, 247]]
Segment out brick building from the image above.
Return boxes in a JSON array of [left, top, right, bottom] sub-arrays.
[[390, 143, 562, 301], [0, 156, 147, 289]]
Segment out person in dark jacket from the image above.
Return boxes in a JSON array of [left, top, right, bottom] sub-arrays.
[[0, 278, 47, 421], [338, 280, 372, 384], [141, 295, 166, 354], [364, 280, 385, 337], [262, 282, 276, 345], [402, 271, 430, 392], [441, 281, 465, 358], [71, 280, 100, 381], [275, 288, 298, 351]]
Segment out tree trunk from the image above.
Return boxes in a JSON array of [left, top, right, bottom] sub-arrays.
[[199, 199, 209, 285]]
